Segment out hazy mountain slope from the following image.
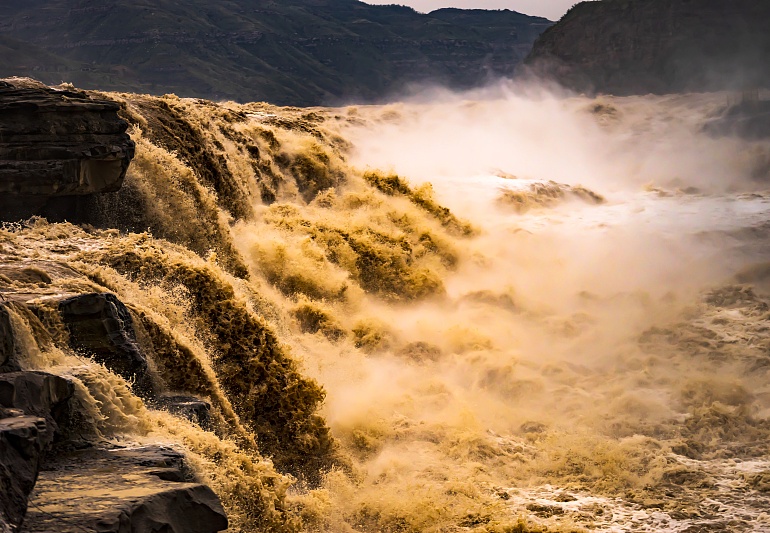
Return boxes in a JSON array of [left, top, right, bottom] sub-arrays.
[[0, 0, 551, 105], [525, 0, 770, 95]]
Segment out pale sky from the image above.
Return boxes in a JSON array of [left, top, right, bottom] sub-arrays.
[[363, 0, 577, 21]]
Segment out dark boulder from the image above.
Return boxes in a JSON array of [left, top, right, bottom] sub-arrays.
[[0, 372, 74, 441], [0, 304, 20, 373], [0, 78, 135, 221], [58, 293, 153, 396], [0, 415, 47, 531], [158, 395, 212, 429]]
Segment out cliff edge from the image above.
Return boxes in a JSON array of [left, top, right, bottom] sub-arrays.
[[0, 78, 135, 221]]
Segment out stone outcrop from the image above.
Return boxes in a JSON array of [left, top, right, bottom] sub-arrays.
[[58, 293, 153, 396], [0, 78, 135, 221], [0, 372, 74, 439], [0, 282, 229, 531], [23, 445, 229, 533], [0, 415, 47, 532], [0, 305, 20, 373], [0, 371, 75, 532], [525, 0, 770, 95], [158, 395, 212, 429]]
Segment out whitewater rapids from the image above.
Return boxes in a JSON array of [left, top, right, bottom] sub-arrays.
[[4, 85, 770, 532], [295, 88, 770, 532]]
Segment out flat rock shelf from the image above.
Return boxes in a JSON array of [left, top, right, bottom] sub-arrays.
[[23, 445, 228, 533]]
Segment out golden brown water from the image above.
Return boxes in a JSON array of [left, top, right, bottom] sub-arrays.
[[4, 86, 770, 532]]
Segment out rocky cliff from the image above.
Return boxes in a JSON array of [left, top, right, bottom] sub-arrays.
[[0, 78, 135, 221], [525, 0, 770, 95], [0, 0, 551, 106]]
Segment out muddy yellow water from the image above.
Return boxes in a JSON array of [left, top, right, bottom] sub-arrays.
[[3, 86, 770, 532]]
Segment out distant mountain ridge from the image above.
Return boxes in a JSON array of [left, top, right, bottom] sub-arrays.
[[525, 0, 770, 95], [0, 0, 551, 105]]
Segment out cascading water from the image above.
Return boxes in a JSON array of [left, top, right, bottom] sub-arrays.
[[4, 84, 770, 532]]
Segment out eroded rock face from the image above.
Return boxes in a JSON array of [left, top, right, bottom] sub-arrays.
[[0, 415, 47, 532], [58, 293, 152, 396], [0, 305, 19, 373], [0, 371, 75, 531], [0, 372, 74, 439], [525, 0, 770, 95], [0, 78, 135, 221]]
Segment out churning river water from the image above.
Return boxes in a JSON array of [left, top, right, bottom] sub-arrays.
[[6, 87, 770, 532]]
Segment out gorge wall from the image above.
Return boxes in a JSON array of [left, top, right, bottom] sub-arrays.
[[525, 0, 770, 95]]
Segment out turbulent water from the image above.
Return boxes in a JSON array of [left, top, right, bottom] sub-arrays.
[[4, 84, 770, 532]]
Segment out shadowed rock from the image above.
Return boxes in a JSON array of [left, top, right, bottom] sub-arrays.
[[0, 372, 74, 440], [58, 293, 153, 396], [0, 78, 134, 221], [0, 305, 20, 373], [0, 371, 74, 531], [158, 395, 212, 429], [0, 415, 47, 532]]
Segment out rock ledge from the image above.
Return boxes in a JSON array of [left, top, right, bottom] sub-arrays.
[[0, 78, 135, 220]]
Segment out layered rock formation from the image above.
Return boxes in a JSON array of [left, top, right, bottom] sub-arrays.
[[0, 78, 135, 221], [0, 372, 74, 436], [0, 364, 75, 531], [0, 416, 47, 532], [525, 0, 770, 95]]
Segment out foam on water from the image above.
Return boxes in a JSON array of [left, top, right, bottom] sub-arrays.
[[503, 455, 770, 532]]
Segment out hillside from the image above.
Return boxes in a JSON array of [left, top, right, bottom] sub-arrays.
[[525, 0, 770, 95], [0, 0, 551, 105]]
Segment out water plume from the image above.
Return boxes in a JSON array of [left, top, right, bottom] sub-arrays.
[[287, 84, 770, 530]]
